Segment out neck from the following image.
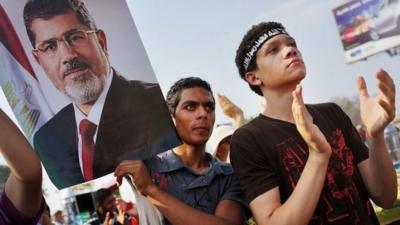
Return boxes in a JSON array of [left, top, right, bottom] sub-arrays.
[[173, 143, 209, 173], [261, 85, 296, 123], [77, 103, 94, 116]]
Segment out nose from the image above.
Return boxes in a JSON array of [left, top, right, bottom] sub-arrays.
[[197, 106, 209, 119], [58, 40, 78, 65], [283, 45, 298, 59]]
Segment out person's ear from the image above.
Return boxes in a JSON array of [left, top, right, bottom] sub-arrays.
[[244, 71, 262, 86], [96, 29, 108, 55]]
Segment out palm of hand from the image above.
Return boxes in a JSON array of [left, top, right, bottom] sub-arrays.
[[357, 72, 395, 138], [222, 105, 240, 118], [217, 94, 242, 118], [292, 85, 331, 155], [360, 94, 391, 137], [294, 106, 331, 155]]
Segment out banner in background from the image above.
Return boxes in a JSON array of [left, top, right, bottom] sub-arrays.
[[332, 0, 400, 63]]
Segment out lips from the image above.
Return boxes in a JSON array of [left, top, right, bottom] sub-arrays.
[[63, 67, 88, 78], [287, 58, 303, 68], [192, 125, 210, 132]]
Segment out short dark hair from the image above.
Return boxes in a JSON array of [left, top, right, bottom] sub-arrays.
[[235, 21, 286, 96], [166, 77, 214, 115], [23, 0, 97, 47], [94, 188, 112, 206]]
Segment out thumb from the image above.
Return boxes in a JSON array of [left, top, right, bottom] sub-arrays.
[[115, 173, 123, 187], [357, 76, 369, 101]]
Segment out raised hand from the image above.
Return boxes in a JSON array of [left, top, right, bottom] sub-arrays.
[[217, 94, 243, 118], [292, 85, 332, 157], [102, 212, 112, 225], [114, 160, 156, 196], [115, 203, 128, 225], [357, 69, 396, 138], [217, 93, 244, 126]]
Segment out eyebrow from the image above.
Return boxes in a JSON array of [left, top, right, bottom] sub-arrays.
[[260, 35, 295, 51], [36, 28, 81, 45], [268, 35, 295, 45], [181, 100, 215, 105]]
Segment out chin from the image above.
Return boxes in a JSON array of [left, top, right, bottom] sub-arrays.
[[187, 137, 209, 146], [293, 70, 306, 81]]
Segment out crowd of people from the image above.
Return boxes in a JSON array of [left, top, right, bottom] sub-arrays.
[[0, 0, 398, 225]]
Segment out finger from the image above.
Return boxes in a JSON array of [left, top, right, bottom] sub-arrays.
[[376, 70, 396, 100], [112, 211, 119, 219], [115, 160, 140, 174], [114, 164, 125, 178], [217, 93, 222, 102], [376, 69, 394, 88], [292, 86, 306, 125], [116, 202, 123, 214], [114, 160, 132, 175], [115, 164, 134, 180], [115, 174, 123, 186], [357, 76, 369, 101], [378, 99, 395, 120], [115, 165, 133, 178], [378, 82, 395, 105], [104, 212, 111, 224], [115, 172, 121, 184], [217, 93, 225, 102], [293, 86, 314, 128], [292, 85, 306, 112], [293, 85, 304, 105]]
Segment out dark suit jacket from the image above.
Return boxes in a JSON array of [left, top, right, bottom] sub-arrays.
[[34, 70, 181, 189]]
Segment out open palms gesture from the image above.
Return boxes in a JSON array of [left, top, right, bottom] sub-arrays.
[[292, 85, 332, 156], [357, 69, 396, 138]]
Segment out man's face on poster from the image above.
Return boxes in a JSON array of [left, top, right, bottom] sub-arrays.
[[31, 11, 110, 105]]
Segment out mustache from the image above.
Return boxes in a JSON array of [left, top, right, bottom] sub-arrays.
[[63, 58, 90, 77]]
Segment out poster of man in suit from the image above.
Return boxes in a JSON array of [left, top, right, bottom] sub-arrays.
[[0, 0, 181, 189]]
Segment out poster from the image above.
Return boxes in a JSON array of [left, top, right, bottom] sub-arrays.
[[332, 0, 400, 63], [0, 0, 181, 189]]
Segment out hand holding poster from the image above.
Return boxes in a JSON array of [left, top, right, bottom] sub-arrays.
[[1, 0, 181, 189]]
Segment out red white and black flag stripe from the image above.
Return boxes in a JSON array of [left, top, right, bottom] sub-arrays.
[[0, 3, 53, 141]]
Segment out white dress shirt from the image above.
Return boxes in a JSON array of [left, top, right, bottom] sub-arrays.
[[73, 70, 113, 176]]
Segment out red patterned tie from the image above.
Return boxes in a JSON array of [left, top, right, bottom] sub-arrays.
[[79, 119, 97, 181]]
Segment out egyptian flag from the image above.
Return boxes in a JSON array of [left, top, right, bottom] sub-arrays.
[[0, 4, 53, 142]]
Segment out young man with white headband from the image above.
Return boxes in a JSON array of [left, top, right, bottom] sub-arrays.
[[230, 21, 397, 225]]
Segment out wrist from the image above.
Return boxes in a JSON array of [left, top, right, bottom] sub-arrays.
[[366, 132, 386, 150], [308, 148, 331, 165], [145, 183, 160, 197], [234, 113, 244, 125], [367, 130, 384, 140]]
